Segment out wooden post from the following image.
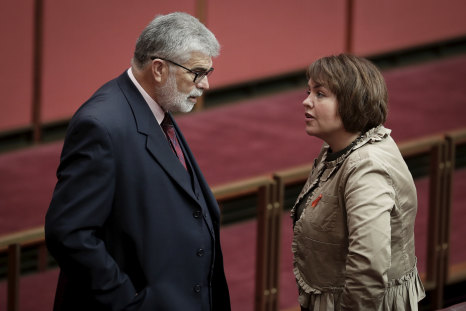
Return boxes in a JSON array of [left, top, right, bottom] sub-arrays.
[[436, 136, 454, 307], [272, 165, 313, 311], [255, 184, 271, 311], [444, 130, 466, 285], [195, 0, 208, 111], [37, 243, 49, 271], [196, 0, 207, 24], [7, 244, 21, 311], [267, 182, 281, 311], [32, 0, 44, 143], [426, 142, 446, 309], [345, 0, 354, 53], [212, 176, 277, 311]]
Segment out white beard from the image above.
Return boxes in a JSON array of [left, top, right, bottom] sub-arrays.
[[158, 73, 203, 113]]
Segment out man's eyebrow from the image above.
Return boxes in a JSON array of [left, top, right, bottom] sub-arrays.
[[191, 66, 211, 72]]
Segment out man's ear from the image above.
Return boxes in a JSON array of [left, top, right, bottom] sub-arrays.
[[151, 59, 166, 83]]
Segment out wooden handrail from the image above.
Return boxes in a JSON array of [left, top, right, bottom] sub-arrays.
[[446, 127, 466, 145], [212, 175, 275, 201], [0, 226, 44, 252], [273, 163, 314, 186], [0, 176, 276, 251], [213, 175, 278, 311], [398, 134, 445, 157]]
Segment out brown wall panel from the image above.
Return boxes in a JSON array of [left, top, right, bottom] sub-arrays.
[[352, 0, 466, 56], [0, 0, 35, 132], [2, 0, 466, 132], [40, 0, 196, 123], [206, 0, 347, 88]]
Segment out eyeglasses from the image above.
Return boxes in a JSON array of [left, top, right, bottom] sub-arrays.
[[150, 56, 214, 83]]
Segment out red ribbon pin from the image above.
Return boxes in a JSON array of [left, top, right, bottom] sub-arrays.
[[311, 194, 322, 208]]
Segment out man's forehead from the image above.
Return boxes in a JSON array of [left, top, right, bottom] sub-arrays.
[[186, 51, 212, 67]]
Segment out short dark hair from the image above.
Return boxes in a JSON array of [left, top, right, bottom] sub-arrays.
[[307, 54, 388, 133]]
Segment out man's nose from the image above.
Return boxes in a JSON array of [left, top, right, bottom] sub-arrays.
[[196, 76, 209, 90]]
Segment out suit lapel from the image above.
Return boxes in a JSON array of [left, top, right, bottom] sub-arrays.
[[116, 72, 199, 204]]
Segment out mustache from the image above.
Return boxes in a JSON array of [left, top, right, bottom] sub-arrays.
[[189, 89, 203, 97]]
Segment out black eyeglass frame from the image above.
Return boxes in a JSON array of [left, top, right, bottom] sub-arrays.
[[150, 56, 214, 83]]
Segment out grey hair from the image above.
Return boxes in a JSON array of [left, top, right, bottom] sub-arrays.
[[132, 12, 220, 69]]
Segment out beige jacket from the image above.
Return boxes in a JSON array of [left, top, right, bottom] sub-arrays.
[[291, 126, 425, 310]]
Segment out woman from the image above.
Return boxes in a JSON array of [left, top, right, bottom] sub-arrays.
[[291, 54, 425, 310]]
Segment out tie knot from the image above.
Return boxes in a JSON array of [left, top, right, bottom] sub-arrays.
[[160, 113, 188, 170], [161, 114, 174, 130]]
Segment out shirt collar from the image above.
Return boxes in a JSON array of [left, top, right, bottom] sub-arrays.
[[127, 68, 165, 125]]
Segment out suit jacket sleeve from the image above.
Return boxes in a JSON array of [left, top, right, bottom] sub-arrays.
[[45, 114, 137, 309]]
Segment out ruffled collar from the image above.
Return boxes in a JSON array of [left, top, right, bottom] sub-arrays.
[[326, 135, 362, 162], [290, 125, 391, 219], [323, 125, 391, 167]]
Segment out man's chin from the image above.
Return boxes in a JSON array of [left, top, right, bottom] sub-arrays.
[[173, 102, 195, 113], [181, 101, 195, 113], [163, 100, 194, 113]]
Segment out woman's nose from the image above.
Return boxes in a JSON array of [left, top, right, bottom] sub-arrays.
[[303, 96, 313, 108]]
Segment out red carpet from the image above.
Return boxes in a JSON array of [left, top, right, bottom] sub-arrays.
[[1, 55, 465, 235], [0, 55, 466, 310], [0, 269, 59, 311]]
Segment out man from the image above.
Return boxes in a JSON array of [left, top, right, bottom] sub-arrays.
[[45, 12, 231, 311]]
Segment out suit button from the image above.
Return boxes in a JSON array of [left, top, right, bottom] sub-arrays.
[[193, 284, 201, 293], [193, 210, 201, 218], [197, 249, 204, 257]]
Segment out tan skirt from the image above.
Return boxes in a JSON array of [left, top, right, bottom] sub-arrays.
[[298, 265, 425, 311]]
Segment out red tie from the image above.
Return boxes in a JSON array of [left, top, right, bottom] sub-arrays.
[[161, 114, 187, 170]]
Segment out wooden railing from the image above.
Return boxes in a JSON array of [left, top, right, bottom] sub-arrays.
[[212, 176, 279, 311], [444, 129, 466, 287], [1, 128, 466, 311], [0, 226, 46, 311], [400, 135, 446, 297]]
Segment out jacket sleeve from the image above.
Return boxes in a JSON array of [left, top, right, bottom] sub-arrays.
[[340, 156, 394, 310], [45, 115, 137, 310]]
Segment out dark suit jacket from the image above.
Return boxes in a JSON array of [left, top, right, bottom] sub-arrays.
[[45, 71, 231, 311]]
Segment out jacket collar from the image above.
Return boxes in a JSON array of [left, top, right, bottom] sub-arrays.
[[291, 125, 391, 217], [115, 71, 200, 205], [323, 125, 391, 168]]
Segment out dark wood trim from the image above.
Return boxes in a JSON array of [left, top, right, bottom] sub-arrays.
[[195, 0, 208, 111], [195, 0, 207, 24], [7, 244, 20, 311], [32, 0, 44, 143], [345, 0, 354, 53]]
